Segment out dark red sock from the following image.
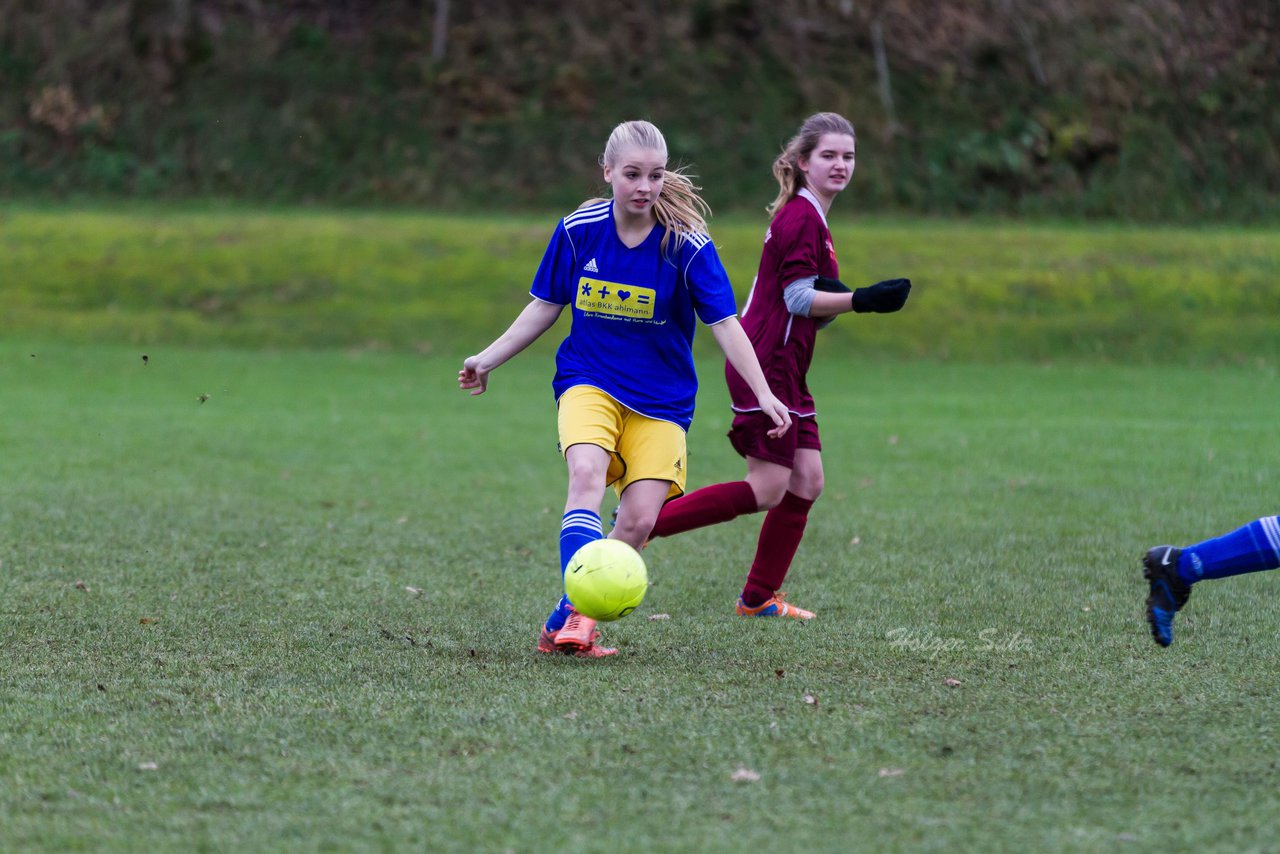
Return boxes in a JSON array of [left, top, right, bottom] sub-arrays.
[[649, 481, 758, 539], [742, 491, 815, 606]]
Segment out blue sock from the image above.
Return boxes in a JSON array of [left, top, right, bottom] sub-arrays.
[[544, 509, 603, 631], [1177, 516, 1280, 584]]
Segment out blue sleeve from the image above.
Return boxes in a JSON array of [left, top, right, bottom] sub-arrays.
[[529, 222, 576, 305], [683, 239, 738, 325]]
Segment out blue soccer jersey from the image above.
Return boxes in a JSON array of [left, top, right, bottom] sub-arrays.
[[530, 200, 738, 431]]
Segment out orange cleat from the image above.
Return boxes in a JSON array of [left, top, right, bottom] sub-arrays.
[[735, 591, 815, 620], [536, 626, 562, 654], [536, 610, 618, 657]]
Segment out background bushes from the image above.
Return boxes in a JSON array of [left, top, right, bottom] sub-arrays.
[[1, 1, 1276, 219]]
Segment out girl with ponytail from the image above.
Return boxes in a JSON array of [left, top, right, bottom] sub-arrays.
[[459, 119, 791, 657], [644, 112, 912, 620]]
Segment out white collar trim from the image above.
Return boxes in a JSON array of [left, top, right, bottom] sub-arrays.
[[798, 187, 827, 226]]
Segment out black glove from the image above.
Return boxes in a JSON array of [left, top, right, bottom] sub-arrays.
[[850, 278, 911, 313]]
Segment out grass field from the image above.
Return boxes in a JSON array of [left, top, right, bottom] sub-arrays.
[[3, 335, 1278, 850]]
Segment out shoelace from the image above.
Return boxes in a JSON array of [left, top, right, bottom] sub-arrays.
[[560, 612, 599, 644]]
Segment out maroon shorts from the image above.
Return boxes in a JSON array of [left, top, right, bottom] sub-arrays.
[[728, 411, 821, 468]]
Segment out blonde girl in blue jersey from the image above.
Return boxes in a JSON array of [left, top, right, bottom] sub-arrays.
[[460, 120, 791, 657]]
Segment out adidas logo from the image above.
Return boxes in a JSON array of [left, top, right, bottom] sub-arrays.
[[583, 258, 599, 273]]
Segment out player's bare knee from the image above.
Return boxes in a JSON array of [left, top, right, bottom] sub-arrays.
[[612, 514, 657, 548], [565, 459, 604, 489], [793, 471, 824, 500], [789, 455, 824, 500]]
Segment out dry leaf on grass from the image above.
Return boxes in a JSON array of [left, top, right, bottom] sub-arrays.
[[74, 580, 89, 591], [803, 693, 818, 706]]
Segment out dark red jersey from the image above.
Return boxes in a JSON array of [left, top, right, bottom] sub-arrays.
[[725, 189, 839, 418]]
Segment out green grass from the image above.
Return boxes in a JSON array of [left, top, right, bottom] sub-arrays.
[[3, 206, 1279, 364], [3, 339, 1279, 850]]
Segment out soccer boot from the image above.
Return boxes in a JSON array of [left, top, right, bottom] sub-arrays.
[[552, 610, 618, 657], [535, 623, 617, 657], [736, 591, 816, 620], [1143, 545, 1191, 647], [535, 626, 562, 654]]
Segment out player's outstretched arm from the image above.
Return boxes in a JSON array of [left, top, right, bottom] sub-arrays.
[[709, 317, 793, 439], [808, 277, 911, 318], [458, 298, 564, 396]]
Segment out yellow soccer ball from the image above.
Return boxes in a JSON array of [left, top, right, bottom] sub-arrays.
[[564, 538, 648, 622]]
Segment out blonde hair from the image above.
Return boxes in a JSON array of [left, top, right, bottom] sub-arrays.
[[598, 120, 710, 256], [767, 112, 857, 219]]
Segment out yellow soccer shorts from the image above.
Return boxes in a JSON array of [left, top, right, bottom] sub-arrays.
[[557, 385, 687, 501]]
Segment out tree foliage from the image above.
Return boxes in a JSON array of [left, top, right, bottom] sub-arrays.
[[1, 0, 1276, 218]]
